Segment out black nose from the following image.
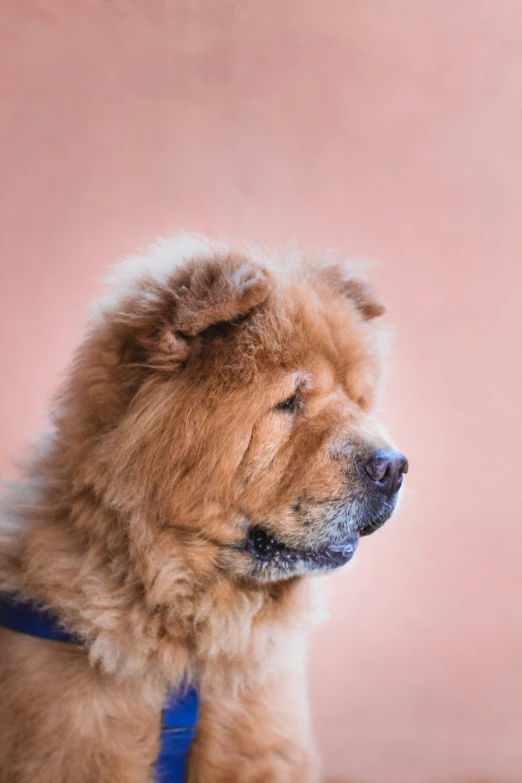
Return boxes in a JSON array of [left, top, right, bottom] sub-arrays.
[[364, 449, 408, 496]]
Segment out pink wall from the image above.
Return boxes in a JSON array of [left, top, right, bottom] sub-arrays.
[[1, 2, 521, 781]]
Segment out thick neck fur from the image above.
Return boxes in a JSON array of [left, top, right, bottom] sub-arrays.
[[0, 432, 313, 687]]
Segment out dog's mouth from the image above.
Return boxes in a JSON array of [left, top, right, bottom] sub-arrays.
[[246, 526, 359, 572]]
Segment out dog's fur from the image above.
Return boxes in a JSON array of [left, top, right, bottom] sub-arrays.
[[0, 235, 401, 782]]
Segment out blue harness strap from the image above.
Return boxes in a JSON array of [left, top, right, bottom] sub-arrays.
[[0, 594, 199, 783], [155, 687, 199, 782], [0, 594, 81, 643]]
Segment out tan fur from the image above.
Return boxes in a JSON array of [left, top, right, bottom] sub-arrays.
[[0, 235, 397, 782]]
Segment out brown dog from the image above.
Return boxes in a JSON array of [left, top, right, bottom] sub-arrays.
[[0, 235, 407, 782]]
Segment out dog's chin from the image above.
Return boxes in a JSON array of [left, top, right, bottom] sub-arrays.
[[244, 526, 359, 580], [241, 495, 399, 581]]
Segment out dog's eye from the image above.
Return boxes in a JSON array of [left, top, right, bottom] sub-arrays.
[[275, 393, 299, 413]]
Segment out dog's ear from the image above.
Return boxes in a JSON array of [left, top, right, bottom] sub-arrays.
[[162, 251, 271, 336], [118, 250, 272, 370], [313, 262, 386, 320]]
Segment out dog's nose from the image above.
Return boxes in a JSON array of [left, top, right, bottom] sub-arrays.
[[364, 449, 408, 496]]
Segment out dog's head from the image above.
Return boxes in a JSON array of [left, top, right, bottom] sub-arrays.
[[59, 236, 407, 583]]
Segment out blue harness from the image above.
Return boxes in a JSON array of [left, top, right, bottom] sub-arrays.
[[0, 594, 199, 783]]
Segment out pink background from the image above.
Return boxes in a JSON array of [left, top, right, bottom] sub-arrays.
[[1, 2, 521, 782]]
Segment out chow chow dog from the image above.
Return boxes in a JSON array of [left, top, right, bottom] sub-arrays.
[[0, 235, 407, 783]]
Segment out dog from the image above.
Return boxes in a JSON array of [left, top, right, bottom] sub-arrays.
[[0, 235, 407, 782]]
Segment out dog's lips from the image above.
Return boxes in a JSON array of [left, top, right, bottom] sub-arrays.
[[320, 536, 359, 567], [325, 538, 359, 557], [246, 527, 359, 571]]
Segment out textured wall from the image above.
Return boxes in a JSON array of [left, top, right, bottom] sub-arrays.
[[1, 2, 521, 782]]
